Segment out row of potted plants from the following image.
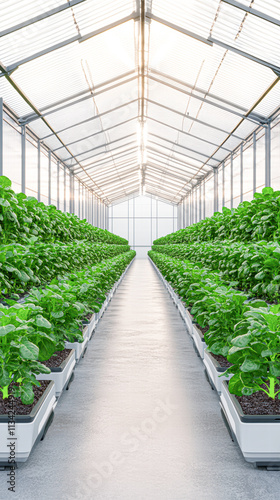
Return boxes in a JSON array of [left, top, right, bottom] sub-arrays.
[[154, 187, 280, 245], [152, 239, 280, 301], [148, 251, 280, 469], [0, 175, 127, 245], [0, 251, 135, 466], [0, 240, 131, 297]]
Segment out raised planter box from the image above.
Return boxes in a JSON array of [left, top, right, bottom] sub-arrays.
[[220, 381, 280, 468], [192, 323, 207, 359], [0, 381, 56, 464], [36, 349, 76, 399], [65, 326, 89, 362], [203, 350, 231, 394]]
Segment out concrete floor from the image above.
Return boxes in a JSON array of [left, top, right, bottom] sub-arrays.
[[1, 258, 280, 500]]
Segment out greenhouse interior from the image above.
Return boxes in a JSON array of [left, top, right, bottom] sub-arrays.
[[1, 0, 280, 498]]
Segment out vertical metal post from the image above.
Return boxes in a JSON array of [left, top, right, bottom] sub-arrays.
[[128, 200, 130, 242], [230, 153, 233, 209], [64, 166, 66, 212], [48, 151, 51, 205], [0, 98, 3, 176], [265, 122, 271, 187], [57, 162, 60, 209], [253, 131, 256, 194], [199, 184, 202, 221], [37, 141, 41, 202], [156, 198, 158, 239], [240, 144, 243, 203], [70, 173, 74, 214], [91, 193, 94, 225], [21, 125, 26, 193], [173, 204, 175, 232], [203, 182, 206, 220], [150, 197, 153, 245], [133, 197, 136, 250], [222, 161, 225, 207], [213, 168, 218, 213]]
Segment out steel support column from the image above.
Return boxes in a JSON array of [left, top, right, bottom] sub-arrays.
[[64, 166, 66, 212], [213, 168, 218, 212], [21, 125, 26, 193], [230, 153, 233, 209], [57, 161, 60, 208], [48, 151, 51, 205], [240, 144, 243, 203], [253, 132, 257, 194], [265, 123, 271, 187], [199, 185, 202, 222], [0, 98, 3, 176], [222, 162, 225, 207], [203, 182, 206, 220], [37, 141, 41, 201]]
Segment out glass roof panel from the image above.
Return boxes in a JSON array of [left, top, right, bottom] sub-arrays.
[[1, 0, 280, 204]]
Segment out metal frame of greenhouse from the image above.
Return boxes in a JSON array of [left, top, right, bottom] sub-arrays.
[[1, 0, 280, 233]]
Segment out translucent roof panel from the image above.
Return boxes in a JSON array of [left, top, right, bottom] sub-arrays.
[[1, 0, 280, 204]]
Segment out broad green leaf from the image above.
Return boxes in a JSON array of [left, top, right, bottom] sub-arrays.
[[241, 358, 260, 372], [35, 315, 52, 329], [19, 340, 39, 360], [0, 324, 16, 336]]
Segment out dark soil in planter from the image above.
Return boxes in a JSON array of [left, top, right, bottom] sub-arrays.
[[210, 353, 232, 369], [195, 325, 209, 335], [84, 312, 93, 321], [236, 385, 280, 415], [42, 349, 72, 369], [0, 381, 50, 415]]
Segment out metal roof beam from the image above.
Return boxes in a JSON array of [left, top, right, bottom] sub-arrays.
[[42, 99, 138, 138], [5, 14, 138, 74], [102, 179, 140, 196], [20, 75, 138, 124], [148, 74, 264, 125], [74, 140, 137, 165], [149, 132, 222, 162], [73, 147, 138, 172], [147, 146, 210, 172], [149, 68, 248, 112], [146, 162, 191, 183], [208, 36, 280, 76], [54, 117, 137, 151], [85, 162, 137, 180], [148, 139, 218, 167], [21, 70, 136, 121], [221, 0, 280, 27], [147, 156, 199, 176], [144, 179, 184, 197], [93, 171, 138, 190], [0, 0, 86, 38], [64, 133, 136, 161], [147, 116, 232, 152], [147, 99, 244, 139], [146, 172, 184, 190], [146, 13, 212, 46], [109, 188, 139, 203]]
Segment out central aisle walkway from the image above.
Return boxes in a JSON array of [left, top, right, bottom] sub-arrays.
[[2, 259, 279, 500]]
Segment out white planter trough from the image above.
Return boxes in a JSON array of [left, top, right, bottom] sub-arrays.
[[220, 381, 280, 468], [65, 326, 89, 362], [0, 381, 56, 464], [203, 350, 232, 394], [87, 313, 97, 339], [183, 309, 193, 335], [36, 349, 76, 399], [192, 323, 207, 359]]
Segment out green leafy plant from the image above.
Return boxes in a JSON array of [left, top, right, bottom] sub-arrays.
[[225, 303, 280, 399], [0, 175, 128, 245]]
